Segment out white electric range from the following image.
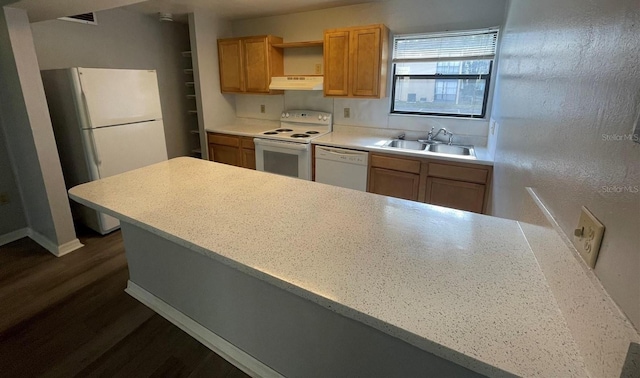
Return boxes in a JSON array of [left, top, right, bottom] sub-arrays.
[[254, 110, 332, 180]]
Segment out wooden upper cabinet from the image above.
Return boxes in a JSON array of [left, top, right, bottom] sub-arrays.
[[217, 35, 283, 94], [324, 31, 350, 96], [218, 39, 244, 92], [323, 24, 389, 98], [350, 27, 382, 97]]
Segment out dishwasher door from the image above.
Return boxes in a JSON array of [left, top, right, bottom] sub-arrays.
[[315, 146, 369, 191]]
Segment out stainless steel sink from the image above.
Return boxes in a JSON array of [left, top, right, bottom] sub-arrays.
[[383, 140, 427, 151], [382, 138, 476, 158], [425, 144, 475, 156]]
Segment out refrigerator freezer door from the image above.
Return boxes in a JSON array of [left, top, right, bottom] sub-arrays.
[[78, 68, 163, 128]]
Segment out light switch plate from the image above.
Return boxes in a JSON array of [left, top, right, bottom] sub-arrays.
[[573, 206, 605, 268], [344, 108, 350, 118]]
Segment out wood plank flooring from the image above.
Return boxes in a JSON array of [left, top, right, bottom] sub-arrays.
[[0, 229, 250, 378]]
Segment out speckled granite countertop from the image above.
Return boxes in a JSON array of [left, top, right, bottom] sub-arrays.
[[206, 123, 494, 166], [68, 158, 586, 377]]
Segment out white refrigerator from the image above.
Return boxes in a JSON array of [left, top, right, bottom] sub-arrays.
[[42, 67, 168, 235]]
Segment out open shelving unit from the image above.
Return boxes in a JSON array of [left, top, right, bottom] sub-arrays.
[[182, 50, 201, 158]]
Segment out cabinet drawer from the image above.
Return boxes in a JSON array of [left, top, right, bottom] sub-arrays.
[[426, 177, 485, 213], [369, 167, 420, 201], [370, 154, 421, 174], [241, 137, 255, 149], [427, 163, 488, 184], [208, 133, 240, 147]]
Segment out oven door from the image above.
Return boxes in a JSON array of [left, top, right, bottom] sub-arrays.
[[254, 138, 311, 180]]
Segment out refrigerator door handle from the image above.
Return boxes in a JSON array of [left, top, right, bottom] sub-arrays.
[[81, 91, 101, 165]]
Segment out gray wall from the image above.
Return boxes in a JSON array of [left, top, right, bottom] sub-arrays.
[[0, 113, 27, 236], [0, 6, 77, 246], [490, 0, 640, 328], [30, 7, 192, 158]]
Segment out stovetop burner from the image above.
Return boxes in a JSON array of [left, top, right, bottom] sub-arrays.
[[276, 128, 293, 132], [305, 131, 319, 134], [263, 131, 278, 135], [290, 134, 310, 138]]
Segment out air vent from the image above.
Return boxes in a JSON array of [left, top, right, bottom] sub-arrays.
[[58, 13, 97, 25]]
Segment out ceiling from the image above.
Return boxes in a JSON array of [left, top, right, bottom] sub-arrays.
[[125, 0, 374, 21], [7, 0, 375, 23]]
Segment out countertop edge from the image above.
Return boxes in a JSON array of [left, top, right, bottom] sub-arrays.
[[67, 187, 514, 377]]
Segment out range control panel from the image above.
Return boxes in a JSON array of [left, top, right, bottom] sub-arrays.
[[281, 110, 332, 125]]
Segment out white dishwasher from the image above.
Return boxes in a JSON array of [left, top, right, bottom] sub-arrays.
[[315, 145, 369, 191]]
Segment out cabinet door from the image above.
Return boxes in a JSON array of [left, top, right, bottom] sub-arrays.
[[368, 167, 420, 201], [218, 39, 244, 93], [209, 144, 241, 167], [241, 148, 256, 170], [324, 31, 350, 96], [426, 177, 485, 213], [243, 37, 270, 93], [350, 27, 381, 97]]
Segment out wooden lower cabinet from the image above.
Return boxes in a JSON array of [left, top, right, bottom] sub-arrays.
[[207, 132, 255, 170], [369, 167, 420, 201], [368, 152, 492, 213], [425, 178, 486, 214], [241, 148, 256, 170]]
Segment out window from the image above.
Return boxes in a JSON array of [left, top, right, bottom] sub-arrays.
[[391, 28, 499, 118]]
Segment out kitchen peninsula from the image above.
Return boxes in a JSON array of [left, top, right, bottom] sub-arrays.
[[68, 157, 587, 377]]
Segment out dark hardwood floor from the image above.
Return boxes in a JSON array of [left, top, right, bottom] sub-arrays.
[[0, 228, 250, 378]]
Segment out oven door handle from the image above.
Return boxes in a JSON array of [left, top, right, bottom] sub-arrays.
[[253, 138, 310, 151]]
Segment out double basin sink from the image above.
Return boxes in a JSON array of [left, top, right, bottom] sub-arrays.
[[383, 140, 475, 158]]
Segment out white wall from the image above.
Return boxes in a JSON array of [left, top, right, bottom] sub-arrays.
[[490, 0, 640, 329], [226, 0, 507, 143], [30, 8, 192, 158], [188, 11, 236, 159], [0, 6, 79, 251]]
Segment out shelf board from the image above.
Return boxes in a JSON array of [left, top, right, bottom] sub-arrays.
[[184, 68, 193, 74], [187, 110, 198, 114], [191, 148, 202, 155], [189, 129, 200, 134], [181, 51, 192, 57], [185, 82, 195, 87], [186, 94, 196, 99], [272, 40, 323, 48]]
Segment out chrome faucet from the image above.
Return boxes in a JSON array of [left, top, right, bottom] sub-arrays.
[[397, 132, 406, 140], [426, 127, 454, 144]]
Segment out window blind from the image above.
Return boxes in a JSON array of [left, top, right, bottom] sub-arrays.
[[393, 28, 499, 63]]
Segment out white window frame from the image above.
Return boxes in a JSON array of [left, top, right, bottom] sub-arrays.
[[390, 27, 499, 119]]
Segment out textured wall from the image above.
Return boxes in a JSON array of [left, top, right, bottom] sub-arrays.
[[491, 0, 640, 328], [30, 8, 192, 159]]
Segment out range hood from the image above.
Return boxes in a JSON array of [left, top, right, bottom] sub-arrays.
[[269, 76, 323, 91]]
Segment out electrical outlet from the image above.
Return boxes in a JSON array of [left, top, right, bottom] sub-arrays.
[[260, 104, 265, 113], [573, 206, 605, 268], [344, 108, 350, 118], [0, 192, 8, 205], [315, 64, 322, 75]]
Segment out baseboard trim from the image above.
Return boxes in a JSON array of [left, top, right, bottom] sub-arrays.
[[0, 227, 29, 247], [125, 280, 283, 378], [55, 238, 84, 256], [0, 227, 83, 256]]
